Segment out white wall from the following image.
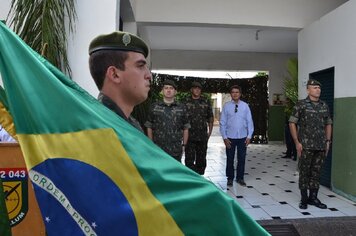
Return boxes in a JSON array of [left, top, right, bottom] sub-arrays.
[[67, 0, 118, 97], [134, 0, 347, 29], [299, 0, 356, 98], [0, 0, 10, 21]]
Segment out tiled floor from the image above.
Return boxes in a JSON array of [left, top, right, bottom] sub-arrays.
[[203, 127, 356, 221]]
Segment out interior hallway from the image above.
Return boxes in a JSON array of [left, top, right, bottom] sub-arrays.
[[203, 126, 356, 221]]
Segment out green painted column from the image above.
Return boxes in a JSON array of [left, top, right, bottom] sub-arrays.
[[332, 97, 356, 200]]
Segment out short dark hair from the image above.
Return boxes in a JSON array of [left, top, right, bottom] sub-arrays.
[[229, 85, 242, 93], [89, 50, 128, 90]]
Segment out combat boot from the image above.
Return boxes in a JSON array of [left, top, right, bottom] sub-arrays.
[[299, 189, 308, 209], [308, 189, 327, 209]]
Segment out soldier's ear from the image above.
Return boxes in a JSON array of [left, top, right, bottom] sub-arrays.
[[106, 66, 121, 84]]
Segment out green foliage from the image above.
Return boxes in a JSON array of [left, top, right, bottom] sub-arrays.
[[254, 71, 268, 77], [175, 92, 211, 102], [6, 0, 77, 75], [284, 58, 298, 117]]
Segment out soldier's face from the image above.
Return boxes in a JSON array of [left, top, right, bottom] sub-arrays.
[[307, 85, 321, 100], [118, 52, 152, 105], [162, 85, 176, 99], [191, 87, 201, 98]]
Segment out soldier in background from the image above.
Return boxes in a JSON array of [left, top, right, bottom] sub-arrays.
[[183, 82, 214, 175], [289, 79, 332, 210], [145, 80, 190, 162]]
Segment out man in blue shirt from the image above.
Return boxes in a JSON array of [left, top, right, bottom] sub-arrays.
[[220, 85, 254, 187]]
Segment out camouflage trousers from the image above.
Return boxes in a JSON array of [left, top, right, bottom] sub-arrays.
[[298, 149, 326, 190]]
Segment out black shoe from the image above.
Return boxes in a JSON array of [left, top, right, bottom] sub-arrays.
[[308, 198, 327, 209], [237, 180, 247, 187], [281, 155, 291, 159], [299, 201, 308, 209], [308, 189, 327, 209], [299, 189, 308, 209], [227, 179, 233, 186]]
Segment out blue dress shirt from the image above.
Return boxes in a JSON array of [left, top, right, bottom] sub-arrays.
[[219, 100, 254, 139]]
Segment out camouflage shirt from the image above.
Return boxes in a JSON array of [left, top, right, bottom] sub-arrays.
[[144, 101, 190, 157], [98, 93, 143, 132], [184, 96, 214, 141], [289, 96, 332, 150]]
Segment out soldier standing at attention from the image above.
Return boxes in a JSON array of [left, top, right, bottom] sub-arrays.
[[183, 81, 214, 175], [289, 79, 332, 210], [145, 80, 190, 162]]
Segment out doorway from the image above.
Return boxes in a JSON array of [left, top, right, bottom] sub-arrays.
[[309, 67, 334, 188]]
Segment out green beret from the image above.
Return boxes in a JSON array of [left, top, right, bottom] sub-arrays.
[[307, 79, 321, 86], [89, 31, 149, 57], [162, 79, 177, 89], [191, 81, 202, 88]]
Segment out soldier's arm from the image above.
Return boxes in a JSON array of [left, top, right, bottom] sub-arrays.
[[208, 122, 213, 138], [289, 122, 299, 145], [183, 128, 189, 146], [144, 104, 155, 140], [147, 127, 153, 140], [324, 124, 332, 155], [325, 124, 332, 141], [207, 100, 214, 138], [289, 122, 302, 157]]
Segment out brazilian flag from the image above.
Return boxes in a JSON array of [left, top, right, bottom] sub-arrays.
[[0, 22, 269, 235], [0, 87, 12, 236]]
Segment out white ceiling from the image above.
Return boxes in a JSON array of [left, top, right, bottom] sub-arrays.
[[138, 23, 299, 54], [126, 0, 349, 56]]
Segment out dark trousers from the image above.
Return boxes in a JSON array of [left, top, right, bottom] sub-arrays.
[[185, 139, 208, 175], [298, 149, 326, 190], [172, 155, 182, 162], [285, 123, 296, 158], [226, 138, 247, 181]]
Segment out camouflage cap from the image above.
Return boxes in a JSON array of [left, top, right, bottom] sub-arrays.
[[162, 79, 177, 89], [89, 31, 149, 57], [191, 81, 202, 88], [307, 79, 321, 86]]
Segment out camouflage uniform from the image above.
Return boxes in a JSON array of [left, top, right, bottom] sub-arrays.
[[184, 96, 214, 174], [98, 93, 143, 132], [145, 101, 190, 161], [289, 96, 332, 190]]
